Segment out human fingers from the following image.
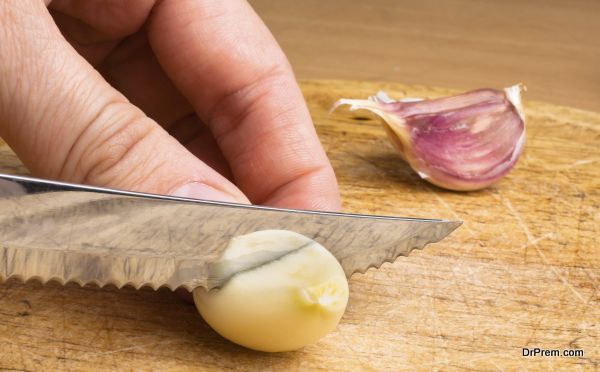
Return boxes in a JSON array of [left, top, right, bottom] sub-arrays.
[[49, 4, 233, 179], [147, 0, 340, 211], [0, 0, 248, 203]]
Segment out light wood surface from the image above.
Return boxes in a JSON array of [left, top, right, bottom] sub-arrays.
[[0, 80, 598, 370], [251, 0, 600, 112]]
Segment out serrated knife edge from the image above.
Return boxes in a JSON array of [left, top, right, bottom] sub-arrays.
[[0, 173, 461, 291]]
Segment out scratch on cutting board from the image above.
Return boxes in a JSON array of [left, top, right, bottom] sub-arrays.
[[416, 351, 500, 369], [489, 360, 504, 372], [429, 284, 451, 367], [427, 186, 589, 329], [582, 268, 599, 293], [424, 187, 487, 367], [335, 327, 372, 370], [81, 339, 176, 358], [517, 233, 554, 256], [425, 186, 478, 241], [537, 158, 598, 172], [450, 268, 473, 311], [494, 192, 588, 306], [562, 158, 598, 170], [534, 112, 600, 131], [523, 313, 547, 347], [533, 245, 589, 306], [425, 185, 528, 307]]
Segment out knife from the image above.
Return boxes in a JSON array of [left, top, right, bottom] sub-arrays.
[[0, 173, 461, 291]]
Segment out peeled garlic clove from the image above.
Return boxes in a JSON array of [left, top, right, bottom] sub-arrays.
[[194, 230, 349, 352], [333, 85, 526, 191]]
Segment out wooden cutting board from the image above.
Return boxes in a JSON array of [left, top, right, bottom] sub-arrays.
[[0, 80, 597, 370]]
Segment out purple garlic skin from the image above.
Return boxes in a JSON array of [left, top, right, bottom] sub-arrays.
[[333, 85, 525, 191]]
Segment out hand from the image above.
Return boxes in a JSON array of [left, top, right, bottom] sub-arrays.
[[0, 0, 340, 211]]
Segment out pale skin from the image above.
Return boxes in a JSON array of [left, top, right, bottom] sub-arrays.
[[0, 0, 340, 211]]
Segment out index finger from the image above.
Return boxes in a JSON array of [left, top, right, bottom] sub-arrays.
[[146, 0, 340, 211]]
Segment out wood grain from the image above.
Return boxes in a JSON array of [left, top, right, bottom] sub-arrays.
[[0, 80, 598, 370], [250, 0, 600, 112]]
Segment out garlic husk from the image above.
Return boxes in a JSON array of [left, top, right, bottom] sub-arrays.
[[194, 230, 349, 352], [333, 85, 526, 191]]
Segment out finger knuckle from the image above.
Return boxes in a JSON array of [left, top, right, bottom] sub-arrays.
[[67, 100, 159, 188]]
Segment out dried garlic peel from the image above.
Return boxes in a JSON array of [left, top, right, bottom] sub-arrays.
[[193, 230, 349, 352]]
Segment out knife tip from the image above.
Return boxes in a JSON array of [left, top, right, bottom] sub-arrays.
[[442, 219, 463, 237]]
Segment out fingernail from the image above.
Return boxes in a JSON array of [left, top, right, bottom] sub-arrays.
[[170, 182, 242, 203]]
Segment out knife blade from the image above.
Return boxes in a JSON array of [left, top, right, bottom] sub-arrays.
[[0, 173, 461, 291]]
